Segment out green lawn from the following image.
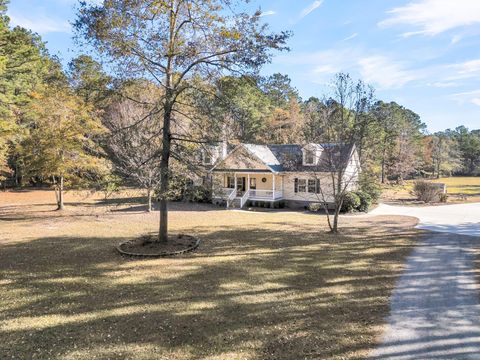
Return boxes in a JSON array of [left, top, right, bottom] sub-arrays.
[[0, 190, 419, 359], [432, 177, 480, 196], [382, 176, 480, 203]]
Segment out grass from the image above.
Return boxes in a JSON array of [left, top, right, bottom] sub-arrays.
[[431, 176, 480, 196], [0, 189, 420, 359], [381, 176, 480, 204]]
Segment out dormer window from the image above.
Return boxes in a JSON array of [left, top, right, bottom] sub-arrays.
[[303, 149, 315, 166]]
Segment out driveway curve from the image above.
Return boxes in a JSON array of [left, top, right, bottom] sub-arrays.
[[369, 203, 480, 359], [370, 202, 480, 237]]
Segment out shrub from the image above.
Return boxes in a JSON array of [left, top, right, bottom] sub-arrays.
[[307, 203, 323, 212], [341, 192, 361, 213], [183, 185, 211, 203], [358, 172, 382, 203], [439, 193, 448, 203], [413, 180, 441, 203], [354, 190, 372, 212]]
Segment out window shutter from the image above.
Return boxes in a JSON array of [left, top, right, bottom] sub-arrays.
[[316, 179, 320, 194], [294, 178, 298, 193]]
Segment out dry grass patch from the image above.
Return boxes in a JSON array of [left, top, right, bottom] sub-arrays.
[[0, 190, 420, 359]]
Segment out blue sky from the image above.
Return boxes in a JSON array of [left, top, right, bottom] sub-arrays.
[[7, 0, 480, 132]]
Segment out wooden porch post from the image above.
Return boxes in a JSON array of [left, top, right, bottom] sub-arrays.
[[272, 173, 275, 200], [247, 174, 250, 192], [234, 172, 237, 197]]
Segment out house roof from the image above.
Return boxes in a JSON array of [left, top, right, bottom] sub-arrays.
[[212, 143, 356, 173]]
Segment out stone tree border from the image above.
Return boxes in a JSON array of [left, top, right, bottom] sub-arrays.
[[116, 234, 200, 258]]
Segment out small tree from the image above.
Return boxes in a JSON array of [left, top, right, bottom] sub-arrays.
[[75, 0, 290, 243], [18, 86, 106, 209], [302, 73, 374, 233], [104, 81, 163, 212]]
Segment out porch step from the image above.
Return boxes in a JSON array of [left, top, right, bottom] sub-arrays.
[[229, 198, 242, 208]]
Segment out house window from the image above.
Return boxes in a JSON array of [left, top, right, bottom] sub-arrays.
[[304, 149, 315, 165], [227, 176, 235, 188], [308, 179, 316, 193], [298, 179, 306, 192], [249, 178, 256, 189], [202, 150, 212, 165]]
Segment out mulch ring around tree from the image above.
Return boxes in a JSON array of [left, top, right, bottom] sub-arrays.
[[117, 234, 200, 258]]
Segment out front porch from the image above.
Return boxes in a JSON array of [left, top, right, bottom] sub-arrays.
[[212, 172, 284, 208]]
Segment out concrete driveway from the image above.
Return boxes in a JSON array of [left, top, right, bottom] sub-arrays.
[[370, 202, 480, 237], [369, 203, 480, 359]]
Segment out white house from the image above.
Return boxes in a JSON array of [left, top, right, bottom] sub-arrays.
[[201, 143, 361, 209]]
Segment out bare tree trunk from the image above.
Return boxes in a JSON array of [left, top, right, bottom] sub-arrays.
[[57, 176, 64, 210], [52, 176, 59, 206], [381, 139, 387, 184], [381, 158, 386, 184], [158, 75, 173, 243], [332, 208, 340, 233], [331, 195, 343, 234], [147, 187, 152, 212]]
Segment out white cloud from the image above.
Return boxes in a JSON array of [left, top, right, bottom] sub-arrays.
[[9, 13, 71, 34], [342, 33, 358, 41], [276, 48, 422, 89], [379, 0, 480, 36], [358, 56, 420, 89], [299, 1, 323, 20], [450, 89, 480, 106], [259, 10, 276, 17], [444, 59, 480, 81], [429, 81, 459, 88]]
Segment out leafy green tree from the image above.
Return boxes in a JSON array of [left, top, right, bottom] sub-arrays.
[[18, 86, 107, 209], [261, 73, 299, 108], [75, 0, 290, 242], [453, 126, 480, 175], [216, 76, 271, 142], [430, 132, 461, 178], [371, 101, 425, 182], [68, 55, 111, 107], [261, 73, 304, 144], [0, 0, 66, 183]]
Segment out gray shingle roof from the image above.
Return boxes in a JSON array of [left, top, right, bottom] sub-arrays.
[[239, 143, 354, 173]]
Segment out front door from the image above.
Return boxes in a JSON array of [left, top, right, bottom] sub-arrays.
[[236, 177, 246, 196]]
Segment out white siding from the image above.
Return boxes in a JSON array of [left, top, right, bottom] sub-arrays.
[[342, 150, 360, 191], [283, 173, 335, 202]]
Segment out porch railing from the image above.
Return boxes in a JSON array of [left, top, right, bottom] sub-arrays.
[[240, 190, 250, 208], [226, 188, 236, 208], [249, 190, 283, 200], [213, 187, 234, 198]]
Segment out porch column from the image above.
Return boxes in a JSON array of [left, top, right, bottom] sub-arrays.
[[272, 174, 275, 200], [247, 174, 250, 192], [234, 173, 237, 196]]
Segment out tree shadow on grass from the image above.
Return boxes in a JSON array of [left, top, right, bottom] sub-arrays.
[[0, 221, 426, 359]]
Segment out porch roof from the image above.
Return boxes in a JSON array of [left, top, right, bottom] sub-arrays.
[[211, 169, 274, 173]]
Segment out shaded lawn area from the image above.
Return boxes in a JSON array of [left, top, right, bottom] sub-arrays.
[[0, 190, 420, 359]]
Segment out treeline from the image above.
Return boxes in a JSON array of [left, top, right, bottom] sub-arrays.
[[1, 0, 479, 204]]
